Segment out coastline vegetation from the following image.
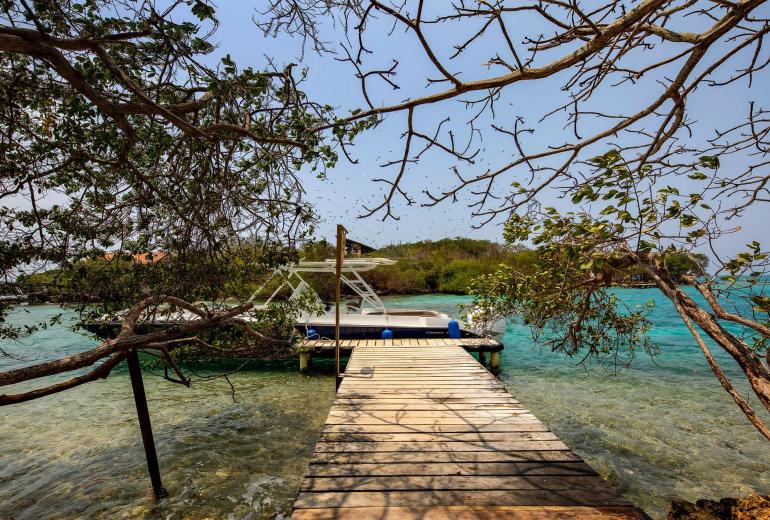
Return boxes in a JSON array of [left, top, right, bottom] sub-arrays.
[[10, 239, 709, 302], [299, 238, 708, 296]]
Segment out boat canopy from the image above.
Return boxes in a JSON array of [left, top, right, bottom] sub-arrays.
[[291, 258, 396, 272], [249, 258, 397, 311]]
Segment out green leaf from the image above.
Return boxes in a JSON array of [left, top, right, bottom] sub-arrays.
[[191, 1, 216, 21], [699, 156, 720, 169]]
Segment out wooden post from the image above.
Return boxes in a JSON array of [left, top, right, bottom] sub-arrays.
[[335, 224, 346, 390], [299, 352, 309, 373], [478, 351, 487, 366], [127, 349, 169, 500], [490, 351, 500, 371]]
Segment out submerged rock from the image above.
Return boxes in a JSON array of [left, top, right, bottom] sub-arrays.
[[668, 494, 770, 520]]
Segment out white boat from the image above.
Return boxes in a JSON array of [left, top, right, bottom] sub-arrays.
[[83, 257, 489, 340], [252, 258, 482, 339]]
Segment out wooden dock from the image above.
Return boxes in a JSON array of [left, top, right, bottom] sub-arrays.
[[298, 337, 503, 353], [291, 344, 648, 519], [296, 338, 503, 372]]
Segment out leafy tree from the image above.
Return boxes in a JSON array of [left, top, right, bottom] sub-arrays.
[[363, 239, 535, 295], [0, 1, 338, 404], [663, 252, 709, 282]]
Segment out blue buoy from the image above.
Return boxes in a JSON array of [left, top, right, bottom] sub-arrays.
[[381, 328, 394, 339], [306, 328, 319, 340], [447, 319, 461, 339]]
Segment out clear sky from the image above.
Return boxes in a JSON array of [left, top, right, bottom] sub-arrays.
[[152, 3, 770, 256]]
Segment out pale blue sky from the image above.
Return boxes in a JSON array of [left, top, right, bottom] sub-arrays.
[[211, 2, 768, 257]]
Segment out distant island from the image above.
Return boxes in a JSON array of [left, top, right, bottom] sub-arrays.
[[3, 238, 709, 305], [298, 238, 708, 298]]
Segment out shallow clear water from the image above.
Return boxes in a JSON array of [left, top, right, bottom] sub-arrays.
[[1, 291, 769, 519]]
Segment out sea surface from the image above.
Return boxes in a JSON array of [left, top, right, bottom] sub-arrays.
[[1, 289, 769, 519]]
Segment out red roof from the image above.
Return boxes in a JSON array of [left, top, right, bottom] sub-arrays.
[[102, 252, 168, 264]]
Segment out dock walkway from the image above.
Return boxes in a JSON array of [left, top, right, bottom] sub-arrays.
[[296, 338, 504, 372], [291, 344, 648, 519]]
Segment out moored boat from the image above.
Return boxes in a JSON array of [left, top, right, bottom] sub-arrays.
[[82, 258, 489, 340]]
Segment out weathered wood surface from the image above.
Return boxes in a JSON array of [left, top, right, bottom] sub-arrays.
[[291, 345, 648, 519], [299, 337, 503, 352]]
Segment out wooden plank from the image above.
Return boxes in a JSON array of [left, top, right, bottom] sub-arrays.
[[348, 352, 473, 355], [335, 391, 513, 398], [346, 362, 483, 366], [342, 372, 495, 377], [292, 506, 648, 520], [344, 368, 496, 373], [344, 369, 493, 373], [327, 410, 534, 419], [340, 381, 502, 387], [331, 399, 521, 405], [347, 358, 478, 361], [338, 382, 506, 387], [343, 372, 493, 377], [349, 353, 466, 357], [341, 372, 499, 376], [336, 391, 513, 398], [332, 396, 517, 401], [306, 461, 599, 477], [350, 354, 470, 358], [311, 451, 583, 464], [335, 394, 514, 401], [349, 357, 466, 359], [313, 440, 570, 452], [330, 404, 527, 411], [347, 360, 478, 364], [340, 394, 508, 403], [332, 381, 508, 395], [342, 372, 491, 376], [319, 432, 559, 443], [339, 379, 500, 384], [339, 380, 505, 385], [345, 366, 483, 370], [347, 361, 476, 364], [335, 393, 516, 398], [293, 489, 633, 508], [325, 412, 537, 421], [334, 398, 521, 405], [348, 353, 475, 357], [322, 424, 552, 434], [336, 386, 509, 390], [301, 475, 615, 492], [323, 418, 540, 426], [335, 396, 513, 401]]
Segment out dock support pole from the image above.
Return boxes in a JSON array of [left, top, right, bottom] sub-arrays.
[[127, 349, 169, 500], [479, 352, 487, 366], [299, 352, 309, 373], [334, 224, 347, 391], [490, 351, 500, 371]]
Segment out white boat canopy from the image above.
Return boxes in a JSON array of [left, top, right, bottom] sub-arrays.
[[249, 258, 397, 312], [290, 258, 396, 272]]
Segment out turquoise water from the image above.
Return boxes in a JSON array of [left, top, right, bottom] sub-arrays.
[[1, 290, 769, 519]]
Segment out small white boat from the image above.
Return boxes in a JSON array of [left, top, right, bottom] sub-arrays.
[[83, 258, 489, 340], [253, 258, 481, 339]]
